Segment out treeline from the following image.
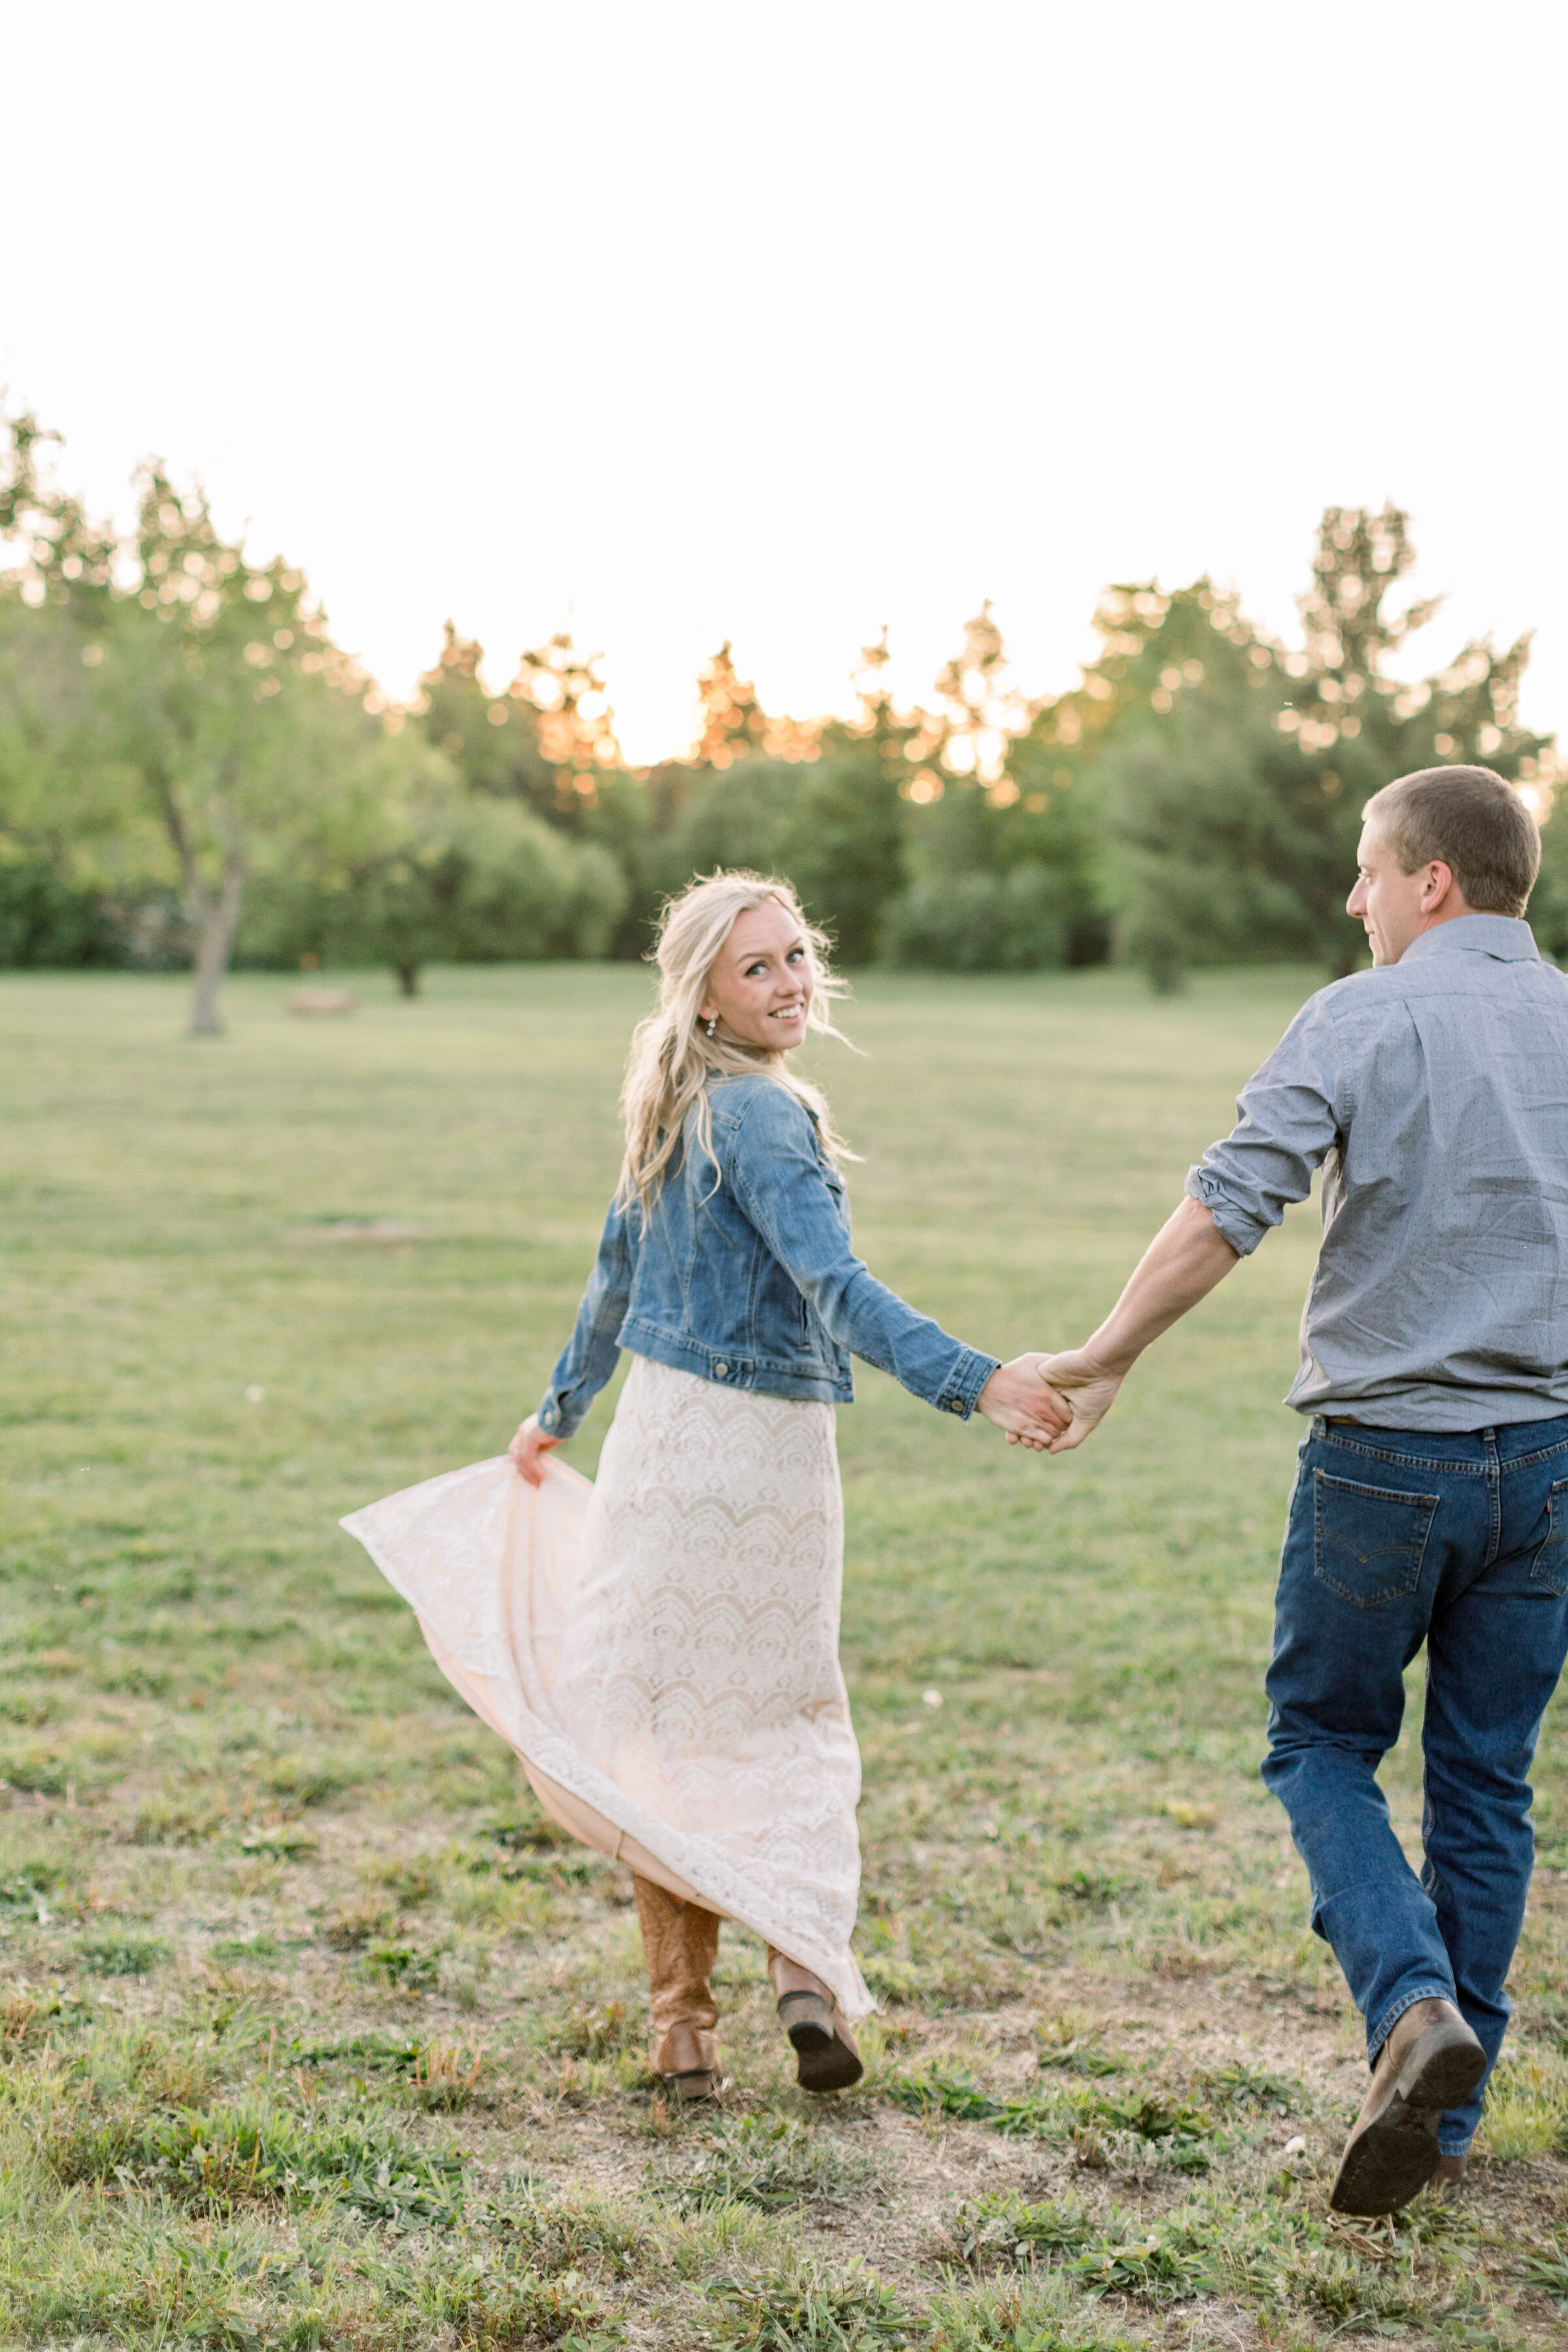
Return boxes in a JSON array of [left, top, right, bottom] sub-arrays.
[[2, 411, 1561, 1030]]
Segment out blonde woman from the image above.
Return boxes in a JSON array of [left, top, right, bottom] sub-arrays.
[[345, 871, 1062, 2101]]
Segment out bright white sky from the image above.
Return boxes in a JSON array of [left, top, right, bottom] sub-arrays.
[[3, 1, 1563, 762]]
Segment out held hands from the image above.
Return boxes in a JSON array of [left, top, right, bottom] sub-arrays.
[[1007, 1348, 1124, 1454], [513, 1351, 1115, 1477], [976, 1356, 1073, 1449], [509, 1414, 562, 1487]]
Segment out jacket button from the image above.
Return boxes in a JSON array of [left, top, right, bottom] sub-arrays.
[[714, 1362, 728, 1378]]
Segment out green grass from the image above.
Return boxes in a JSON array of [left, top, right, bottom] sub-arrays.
[[1, 961, 1565, 2349]]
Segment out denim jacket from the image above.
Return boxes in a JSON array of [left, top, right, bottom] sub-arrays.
[[536, 1073, 999, 1439]]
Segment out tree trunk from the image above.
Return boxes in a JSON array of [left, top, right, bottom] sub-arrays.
[[188, 860, 245, 1036], [395, 962, 422, 998]]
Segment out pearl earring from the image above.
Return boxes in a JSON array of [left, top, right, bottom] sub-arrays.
[[704, 1016, 717, 1039]]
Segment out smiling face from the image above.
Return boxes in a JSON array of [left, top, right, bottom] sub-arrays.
[[1346, 821, 1463, 966], [699, 898, 813, 1053]]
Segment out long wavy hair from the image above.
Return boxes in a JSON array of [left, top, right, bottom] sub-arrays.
[[617, 870, 854, 1215]]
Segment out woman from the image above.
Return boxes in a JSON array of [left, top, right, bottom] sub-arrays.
[[345, 870, 1061, 2102]]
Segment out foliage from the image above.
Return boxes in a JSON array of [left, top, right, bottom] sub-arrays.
[[883, 866, 1067, 972], [1094, 512, 1553, 987], [0, 851, 134, 966], [5, 417, 1561, 987], [244, 798, 627, 994], [412, 620, 622, 828], [0, 412, 451, 1028]]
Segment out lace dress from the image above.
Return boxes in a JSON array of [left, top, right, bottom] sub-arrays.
[[341, 1354, 872, 2021]]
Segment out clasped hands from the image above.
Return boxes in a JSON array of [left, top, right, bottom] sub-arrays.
[[514, 1352, 1120, 1480], [976, 1348, 1122, 1456]]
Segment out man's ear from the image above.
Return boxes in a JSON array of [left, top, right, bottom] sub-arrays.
[[1424, 859, 1456, 909]]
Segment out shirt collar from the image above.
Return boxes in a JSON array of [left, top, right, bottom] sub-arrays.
[[1399, 913, 1541, 966]]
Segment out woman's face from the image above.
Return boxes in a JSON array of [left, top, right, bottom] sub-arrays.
[[700, 900, 813, 1053]]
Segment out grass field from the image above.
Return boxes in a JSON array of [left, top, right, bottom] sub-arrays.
[[3, 962, 1567, 2351]]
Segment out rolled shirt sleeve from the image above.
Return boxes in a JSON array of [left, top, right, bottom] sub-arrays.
[[1185, 994, 1345, 1255]]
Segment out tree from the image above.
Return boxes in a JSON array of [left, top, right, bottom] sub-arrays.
[[881, 609, 1079, 968], [657, 632, 909, 962], [413, 623, 557, 818], [513, 632, 624, 804], [778, 636, 912, 962], [415, 623, 627, 824], [930, 602, 1036, 794], [685, 642, 817, 770], [1100, 508, 1552, 987], [322, 798, 627, 991], [1, 412, 447, 1032]]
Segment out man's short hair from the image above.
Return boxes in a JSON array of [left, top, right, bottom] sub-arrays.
[[1363, 765, 1541, 918]]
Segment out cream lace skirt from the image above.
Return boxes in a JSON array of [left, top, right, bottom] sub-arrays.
[[341, 1355, 872, 2021]]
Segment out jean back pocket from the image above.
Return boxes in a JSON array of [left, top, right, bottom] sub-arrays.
[[1532, 1478, 1568, 1597], [1313, 1469, 1439, 1608]]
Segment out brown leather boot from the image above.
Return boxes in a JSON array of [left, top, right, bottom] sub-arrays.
[[1330, 1999, 1486, 2215], [1430, 2152, 1468, 2197], [633, 1875, 721, 2101], [767, 1948, 863, 2092]]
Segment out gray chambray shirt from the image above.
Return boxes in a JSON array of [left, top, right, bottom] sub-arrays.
[[1186, 913, 1568, 1431]]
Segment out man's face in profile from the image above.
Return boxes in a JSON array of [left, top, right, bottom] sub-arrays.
[[1347, 823, 1446, 966]]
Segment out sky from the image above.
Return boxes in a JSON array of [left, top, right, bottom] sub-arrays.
[[3, 1, 1564, 763]]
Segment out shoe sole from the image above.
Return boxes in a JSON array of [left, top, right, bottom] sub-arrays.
[[662, 2068, 721, 2104], [778, 1992, 864, 2092], [1330, 2021, 1487, 2216]]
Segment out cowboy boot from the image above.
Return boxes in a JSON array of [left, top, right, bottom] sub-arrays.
[[633, 1874, 721, 2101], [767, 1947, 863, 2091], [1330, 1999, 1486, 2215]]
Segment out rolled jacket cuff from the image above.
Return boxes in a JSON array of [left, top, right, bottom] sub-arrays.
[[938, 1348, 1001, 1420], [535, 1390, 582, 1441], [1184, 1165, 1267, 1258]]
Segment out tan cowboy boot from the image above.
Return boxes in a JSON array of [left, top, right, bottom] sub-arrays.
[[1330, 1999, 1486, 2215], [767, 1948, 863, 2092], [633, 1875, 721, 2101]]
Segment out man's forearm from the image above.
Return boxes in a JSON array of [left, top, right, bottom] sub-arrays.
[[1083, 1196, 1240, 1374]]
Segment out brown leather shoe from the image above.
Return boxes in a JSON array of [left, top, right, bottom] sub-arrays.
[[1430, 2152, 1467, 2198], [768, 1950, 864, 2092], [1330, 2000, 1486, 2216], [634, 1876, 723, 2102], [653, 2020, 722, 2102]]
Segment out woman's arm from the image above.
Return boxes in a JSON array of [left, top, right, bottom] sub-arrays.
[[511, 1194, 638, 1482], [729, 1088, 1066, 1444]]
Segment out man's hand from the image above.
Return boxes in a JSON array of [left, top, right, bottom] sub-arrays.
[[1023, 1350, 1124, 1453], [509, 1414, 563, 1486], [977, 1356, 1072, 1449]]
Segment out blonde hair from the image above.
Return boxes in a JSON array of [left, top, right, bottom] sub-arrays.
[[617, 870, 853, 1215]]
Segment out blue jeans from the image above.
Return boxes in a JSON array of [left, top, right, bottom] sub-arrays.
[[1262, 1415, 1568, 2154]]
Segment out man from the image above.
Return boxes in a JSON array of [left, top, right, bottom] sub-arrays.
[[1031, 766, 1568, 2216]]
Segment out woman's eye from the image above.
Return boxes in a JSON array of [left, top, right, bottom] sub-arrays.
[[787, 948, 805, 964]]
